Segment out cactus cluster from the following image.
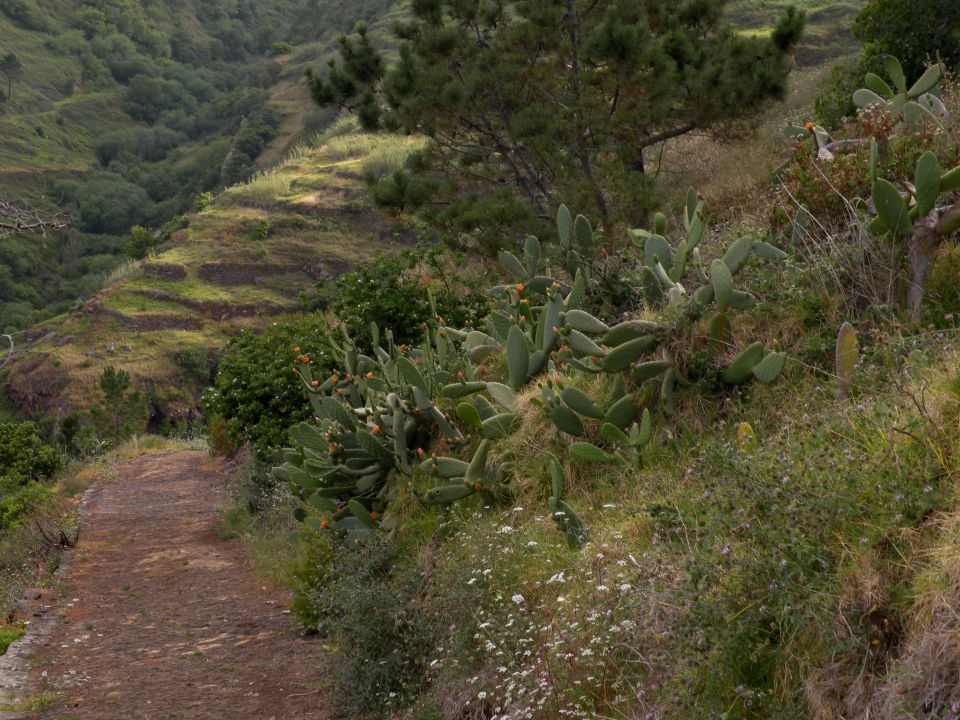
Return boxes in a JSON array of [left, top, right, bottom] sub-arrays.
[[780, 56, 959, 323], [277, 188, 788, 546], [868, 149, 960, 321], [275, 322, 477, 533], [853, 57, 949, 129], [626, 189, 787, 408], [784, 58, 949, 163]]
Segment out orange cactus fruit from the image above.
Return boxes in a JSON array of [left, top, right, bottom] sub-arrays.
[[366, 371, 374, 379], [372, 424, 381, 433], [320, 520, 329, 529], [805, 121, 815, 131], [294, 347, 301, 353], [515, 284, 524, 293]]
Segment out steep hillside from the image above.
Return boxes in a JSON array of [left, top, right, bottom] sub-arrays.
[[1, 129, 418, 424], [0, 0, 865, 419], [0, 0, 400, 331]]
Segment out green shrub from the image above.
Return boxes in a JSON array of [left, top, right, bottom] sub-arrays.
[[268, 41, 295, 57], [88, 366, 149, 442], [125, 225, 156, 259], [251, 219, 271, 241], [193, 191, 214, 211], [174, 346, 212, 383], [814, 53, 885, 129], [294, 532, 439, 715], [0, 481, 52, 530], [202, 315, 339, 461], [853, 0, 960, 80], [311, 247, 489, 350], [0, 422, 63, 486]]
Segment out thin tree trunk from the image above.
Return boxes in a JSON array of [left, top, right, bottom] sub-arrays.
[[907, 201, 960, 323], [566, 3, 608, 222], [906, 225, 939, 324]]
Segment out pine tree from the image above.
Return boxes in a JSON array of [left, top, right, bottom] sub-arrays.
[[0, 53, 23, 100], [91, 366, 149, 442], [308, 0, 804, 250]]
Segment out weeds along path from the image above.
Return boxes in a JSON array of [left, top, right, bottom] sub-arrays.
[[13, 451, 326, 720]]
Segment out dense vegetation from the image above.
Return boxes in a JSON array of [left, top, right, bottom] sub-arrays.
[[4, 0, 960, 717], [0, 0, 398, 332], [814, 0, 960, 127], [0, 420, 62, 528], [208, 4, 960, 716]]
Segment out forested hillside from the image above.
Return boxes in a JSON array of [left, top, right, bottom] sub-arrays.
[[5, 0, 960, 717], [0, 0, 399, 331]]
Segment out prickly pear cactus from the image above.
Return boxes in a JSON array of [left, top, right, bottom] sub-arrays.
[[278, 187, 791, 546], [853, 57, 949, 129]]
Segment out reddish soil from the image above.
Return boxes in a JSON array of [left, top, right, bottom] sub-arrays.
[[22, 451, 327, 720]]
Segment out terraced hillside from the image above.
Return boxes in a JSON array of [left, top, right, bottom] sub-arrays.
[[0, 0, 402, 331], [1, 131, 416, 423]]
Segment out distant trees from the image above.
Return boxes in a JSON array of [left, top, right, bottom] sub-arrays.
[[75, 178, 151, 235], [0, 0, 50, 31], [0, 53, 22, 99], [308, 1, 805, 248]]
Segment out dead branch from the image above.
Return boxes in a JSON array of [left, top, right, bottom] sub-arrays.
[[0, 196, 71, 234]]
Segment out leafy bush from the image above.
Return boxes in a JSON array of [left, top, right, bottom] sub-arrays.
[[0, 481, 52, 530], [311, 247, 489, 350], [815, 53, 885, 128], [853, 0, 960, 80], [202, 315, 339, 461], [0, 422, 63, 486], [174, 346, 212, 383], [125, 225, 155, 259], [0, 422, 62, 531], [77, 177, 153, 235], [269, 41, 295, 57]]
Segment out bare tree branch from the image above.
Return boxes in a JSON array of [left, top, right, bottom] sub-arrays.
[[0, 333, 14, 371], [0, 196, 72, 234]]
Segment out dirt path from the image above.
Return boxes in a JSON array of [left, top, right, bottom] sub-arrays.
[[8, 451, 327, 720]]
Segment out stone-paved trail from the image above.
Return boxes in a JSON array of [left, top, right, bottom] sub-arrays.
[[2, 451, 326, 720]]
